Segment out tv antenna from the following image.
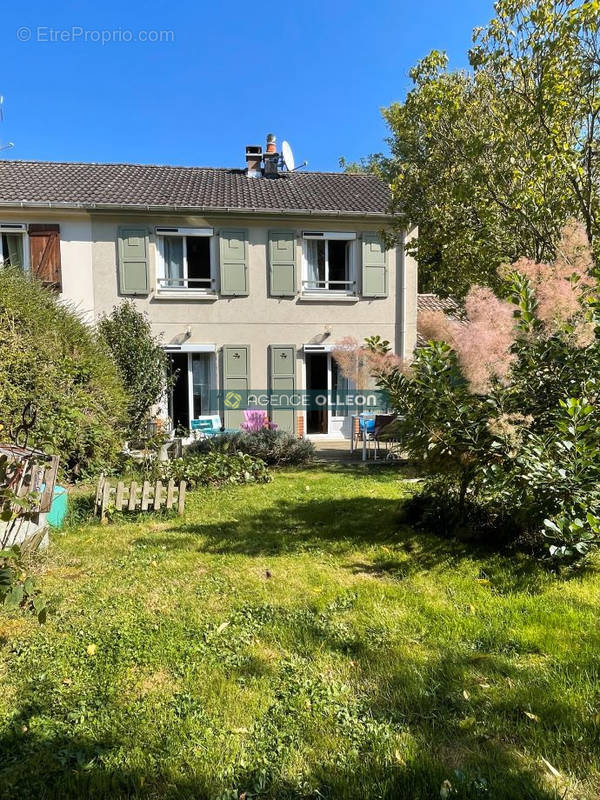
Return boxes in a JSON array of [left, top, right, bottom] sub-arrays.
[[0, 96, 15, 153], [280, 140, 307, 172]]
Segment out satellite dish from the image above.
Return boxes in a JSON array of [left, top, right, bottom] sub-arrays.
[[281, 140, 295, 172]]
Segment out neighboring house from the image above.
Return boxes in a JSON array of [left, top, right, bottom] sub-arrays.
[[0, 136, 418, 440], [416, 293, 461, 346]]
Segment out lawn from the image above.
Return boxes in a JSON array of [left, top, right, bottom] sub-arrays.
[[1, 466, 599, 799]]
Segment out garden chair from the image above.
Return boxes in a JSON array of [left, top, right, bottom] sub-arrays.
[[351, 413, 376, 460], [241, 409, 277, 432], [371, 414, 398, 460], [190, 415, 223, 438]]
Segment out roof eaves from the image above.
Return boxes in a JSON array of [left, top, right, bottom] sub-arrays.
[[0, 199, 399, 220]]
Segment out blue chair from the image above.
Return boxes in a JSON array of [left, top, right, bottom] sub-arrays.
[[190, 415, 222, 437], [352, 414, 377, 460], [359, 416, 376, 433]]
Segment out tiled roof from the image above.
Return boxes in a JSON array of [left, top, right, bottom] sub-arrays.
[[417, 293, 462, 347], [417, 293, 461, 315], [0, 160, 392, 216]]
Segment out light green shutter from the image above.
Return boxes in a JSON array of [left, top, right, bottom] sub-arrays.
[[269, 230, 296, 296], [222, 345, 250, 428], [220, 229, 249, 295], [269, 345, 296, 434], [362, 233, 388, 298], [118, 227, 149, 295]]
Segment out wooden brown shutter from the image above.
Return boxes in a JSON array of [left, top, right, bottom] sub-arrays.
[[29, 224, 62, 290]]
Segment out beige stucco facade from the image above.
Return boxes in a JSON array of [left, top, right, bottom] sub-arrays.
[[0, 206, 417, 437], [90, 212, 417, 374], [0, 208, 95, 322]]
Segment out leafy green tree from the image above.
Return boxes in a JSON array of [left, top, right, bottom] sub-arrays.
[[374, 0, 600, 297], [98, 301, 169, 438]]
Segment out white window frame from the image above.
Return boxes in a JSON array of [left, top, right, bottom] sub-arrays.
[[165, 347, 218, 431], [187, 350, 217, 422], [301, 231, 357, 295], [155, 227, 216, 295], [302, 350, 354, 439], [0, 223, 30, 271]]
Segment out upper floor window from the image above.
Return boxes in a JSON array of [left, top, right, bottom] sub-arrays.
[[0, 224, 29, 270], [302, 232, 356, 294], [155, 227, 215, 293]]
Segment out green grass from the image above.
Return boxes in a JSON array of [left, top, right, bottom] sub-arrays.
[[1, 465, 600, 799]]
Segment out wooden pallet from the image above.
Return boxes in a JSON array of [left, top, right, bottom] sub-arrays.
[[95, 475, 186, 523]]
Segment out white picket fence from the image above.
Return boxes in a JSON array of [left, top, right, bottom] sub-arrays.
[[95, 474, 186, 522]]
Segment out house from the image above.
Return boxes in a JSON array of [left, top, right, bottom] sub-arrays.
[[0, 135, 418, 440], [416, 293, 461, 346]]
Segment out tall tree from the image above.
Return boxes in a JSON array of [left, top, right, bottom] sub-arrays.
[[98, 301, 169, 438], [376, 0, 600, 297]]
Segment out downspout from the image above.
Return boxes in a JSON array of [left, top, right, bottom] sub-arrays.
[[401, 236, 408, 360]]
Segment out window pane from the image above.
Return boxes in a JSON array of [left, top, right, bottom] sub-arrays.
[[186, 237, 212, 286], [162, 237, 184, 285], [2, 234, 23, 269], [305, 240, 326, 287], [191, 353, 212, 418], [331, 358, 349, 416], [328, 239, 350, 287]]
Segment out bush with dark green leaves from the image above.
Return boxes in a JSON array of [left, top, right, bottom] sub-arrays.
[[378, 227, 600, 560], [188, 429, 315, 467], [98, 301, 169, 439], [0, 269, 127, 478], [0, 545, 47, 623], [162, 451, 271, 488]]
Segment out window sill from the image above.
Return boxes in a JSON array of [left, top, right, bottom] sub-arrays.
[[297, 293, 359, 304], [153, 290, 218, 301]]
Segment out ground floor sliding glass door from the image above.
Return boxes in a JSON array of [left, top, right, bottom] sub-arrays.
[[304, 350, 351, 438], [168, 351, 215, 431]]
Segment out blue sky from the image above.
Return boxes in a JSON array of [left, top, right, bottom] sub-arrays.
[[0, 0, 495, 171]]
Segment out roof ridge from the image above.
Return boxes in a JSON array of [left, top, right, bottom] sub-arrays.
[[0, 159, 239, 171], [0, 158, 379, 178]]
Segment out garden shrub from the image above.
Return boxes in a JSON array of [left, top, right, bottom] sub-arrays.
[[0, 269, 127, 478], [98, 301, 170, 438], [161, 451, 271, 488], [188, 429, 315, 467], [379, 222, 600, 559], [0, 545, 47, 623]]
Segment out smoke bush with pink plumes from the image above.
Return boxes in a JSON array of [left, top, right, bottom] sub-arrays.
[[509, 220, 595, 341], [331, 336, 405, 388], [454, 287, 517, 393], [418, 222, 597, 393], [418, 288, 517, 393]]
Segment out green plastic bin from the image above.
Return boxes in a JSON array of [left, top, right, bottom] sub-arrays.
[[47, 485, 68, 528]]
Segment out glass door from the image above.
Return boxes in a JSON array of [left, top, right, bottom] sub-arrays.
[[169, 352, 215, 431], [329, 356, 350, 438], [190, 353, 212, 419], [305, 353, 328, 434], [169, 353, 190, 430]]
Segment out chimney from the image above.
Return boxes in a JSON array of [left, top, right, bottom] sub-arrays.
[[245, 144, 262, 178], [266, 133, 277, 154], [263, 132, 279, 178]]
